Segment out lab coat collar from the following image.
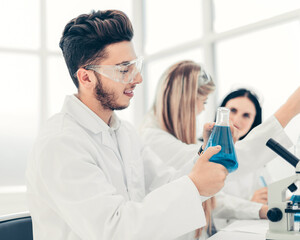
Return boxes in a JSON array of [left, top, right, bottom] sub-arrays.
[[108, 112, 120, 131], [61, 95, 121, 134]]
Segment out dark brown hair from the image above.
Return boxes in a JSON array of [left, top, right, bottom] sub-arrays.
[[220, 88, 262, 140], [59, 10, 134, 88]]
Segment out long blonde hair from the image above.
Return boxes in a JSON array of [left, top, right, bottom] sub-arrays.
[[154, 60, 216, 237], [154, 60, 215, 142]]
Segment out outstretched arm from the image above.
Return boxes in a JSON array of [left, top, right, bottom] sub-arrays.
[[274, 87, 300, 128]]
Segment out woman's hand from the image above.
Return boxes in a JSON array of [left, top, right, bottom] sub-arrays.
[[202, 122, 215, 149], [230, 123, 240, 143], [259, 205, 268, 219], [251, 187, 268, 204], [202, 122, 239, 149]]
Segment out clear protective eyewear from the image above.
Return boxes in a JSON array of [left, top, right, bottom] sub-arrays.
[[198, 66, 212, 87], [84, 57, 143, 84]]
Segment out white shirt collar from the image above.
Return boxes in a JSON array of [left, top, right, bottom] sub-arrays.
[[61, 95, 121, 134]]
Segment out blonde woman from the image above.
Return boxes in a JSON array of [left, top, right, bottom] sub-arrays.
[[140, 60, 300, 239], [154, 61, 216, 239], [141, 61, 220, 239]]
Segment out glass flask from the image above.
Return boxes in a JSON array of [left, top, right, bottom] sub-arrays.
[[204, 107, 238, 173]]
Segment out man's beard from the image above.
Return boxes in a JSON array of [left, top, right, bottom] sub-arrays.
[[94, 74, 129, 111]]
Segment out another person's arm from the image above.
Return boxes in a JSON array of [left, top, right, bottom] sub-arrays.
[[213, 191, 268, 220], [251, 187, 268, 204], [274, 87, 300, 128]]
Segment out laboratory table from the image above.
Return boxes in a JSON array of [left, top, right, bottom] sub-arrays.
[[208, 230, 265, 240], [207, 220, 267, 240]]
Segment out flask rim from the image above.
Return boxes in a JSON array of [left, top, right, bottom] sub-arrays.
[[216, 107, 230, 126]]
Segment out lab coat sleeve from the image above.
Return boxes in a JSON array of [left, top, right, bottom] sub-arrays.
[[140, 121, 209, 201], [234, 115, 293, 175], [213, 191, 263, 220], [37, 134, 206, 240], [141, 126, 201, 170], [141, 143, 198, 193]]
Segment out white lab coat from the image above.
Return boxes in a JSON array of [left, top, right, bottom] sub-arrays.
[[26, 95, 207, 240], [140, 111, 292, 229], [222, 116, 292, 199]]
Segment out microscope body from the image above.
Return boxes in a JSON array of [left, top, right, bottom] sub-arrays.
[[266, 162, 300, 240]]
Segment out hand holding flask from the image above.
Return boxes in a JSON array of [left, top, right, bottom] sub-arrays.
[[204, 107, 238, 173]]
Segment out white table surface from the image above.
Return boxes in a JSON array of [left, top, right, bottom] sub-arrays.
[[208, 230, 265, 240], [208, 220, 267, 240]]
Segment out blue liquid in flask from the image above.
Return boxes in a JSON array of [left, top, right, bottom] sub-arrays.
[[204, 125, 238, 173]]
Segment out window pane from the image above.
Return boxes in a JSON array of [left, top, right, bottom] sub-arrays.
[[145, 0, 203, 54], [47, 56, 77, 117], [0, 0, 39, 49], [216, 21, 300, 142], [0, 53, 39, 186], [145, 48, 203, 109], [46, 0, 132, 52], [214, 0, 300, 32]]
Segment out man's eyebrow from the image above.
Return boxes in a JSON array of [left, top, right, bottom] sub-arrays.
[[116, 60, 130, 66], [116, 58, 137, 66]]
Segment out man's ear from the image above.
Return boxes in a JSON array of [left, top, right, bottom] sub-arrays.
[[76, 68, 95, 89]]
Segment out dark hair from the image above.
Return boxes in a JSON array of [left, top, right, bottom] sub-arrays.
[[59, 10, 134, 88], [220, 88, 262, 140]]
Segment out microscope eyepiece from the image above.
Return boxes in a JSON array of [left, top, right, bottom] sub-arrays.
[[266, 138, 299, 168]]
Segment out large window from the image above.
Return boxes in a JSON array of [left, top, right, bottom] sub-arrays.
[[143, 0, 300, 142], [216, 21, 300, 120], [145, 0, 203, 55], [0, 0, 132, 187], [214, 0, 300, 32], [1, 0, 300, 187], [0, 53, 39, 185]]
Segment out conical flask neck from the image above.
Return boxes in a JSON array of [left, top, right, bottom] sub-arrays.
[[216, 107, 230, 126]]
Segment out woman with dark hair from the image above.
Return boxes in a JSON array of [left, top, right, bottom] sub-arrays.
[[212, 88, 267, 229], [220, 88, 262, 140], [216, 87, 294, 225]]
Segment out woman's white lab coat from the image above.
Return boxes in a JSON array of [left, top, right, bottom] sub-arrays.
[[140, 111, 293, 225], [224, 116, 292, 200], [26, 95, 207, 240]]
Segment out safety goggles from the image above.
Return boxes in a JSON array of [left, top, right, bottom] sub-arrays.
[[84, 57, 143, 84], [198, 66, 212, 86]]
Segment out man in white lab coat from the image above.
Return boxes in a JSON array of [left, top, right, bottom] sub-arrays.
[[26, 10, 228, 240]]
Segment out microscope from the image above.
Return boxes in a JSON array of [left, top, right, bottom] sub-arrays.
[[265, 138, 300, 240]]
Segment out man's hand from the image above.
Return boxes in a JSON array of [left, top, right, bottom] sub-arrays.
[[189, 146, 228, 196], [251, 187, 268, 204], [259, 205, 268, 219]]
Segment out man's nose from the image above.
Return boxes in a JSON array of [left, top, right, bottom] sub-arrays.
[[132, 72, 143, 85]]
